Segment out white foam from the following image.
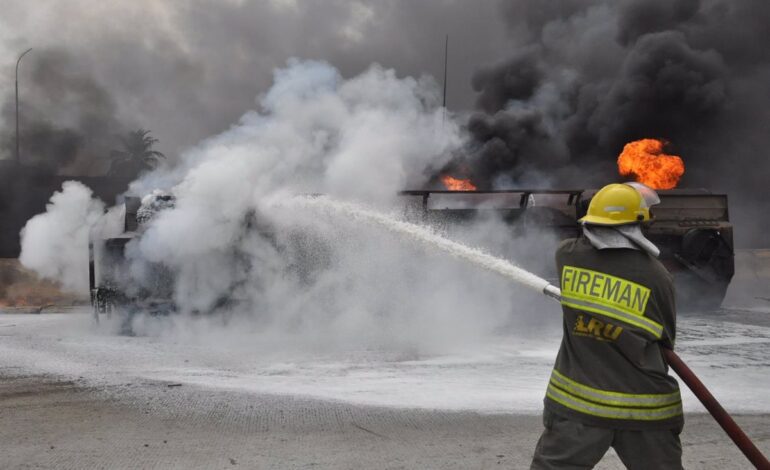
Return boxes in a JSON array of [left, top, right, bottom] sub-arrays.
[[2, 313, 770, 414]]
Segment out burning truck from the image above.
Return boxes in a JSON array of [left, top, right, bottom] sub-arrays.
[[90, 189, 734, 323], [89, 139, 734, 320]]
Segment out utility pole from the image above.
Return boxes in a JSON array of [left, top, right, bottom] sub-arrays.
[[15, 47, 33, 166], [442, 35, 448, 109], [442, 35, 448, 126]]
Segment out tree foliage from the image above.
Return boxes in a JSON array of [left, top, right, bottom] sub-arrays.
[[109, 129, 165, 176]]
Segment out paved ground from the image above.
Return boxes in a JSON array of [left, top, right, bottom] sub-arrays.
[[1, 300, 769, 469], [1, 374, 769, 469]]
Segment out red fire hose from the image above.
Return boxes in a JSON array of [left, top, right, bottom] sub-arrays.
[[662, 348, 770, 469]]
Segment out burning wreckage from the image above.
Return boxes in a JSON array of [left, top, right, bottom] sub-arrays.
[[90, 190, 331, 323], [90, 185, 735, 323]]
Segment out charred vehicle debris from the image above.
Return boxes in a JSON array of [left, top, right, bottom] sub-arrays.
[[89, 191, 329, 325], [90, 188, 734, 323], [89, 191, 176, 321]]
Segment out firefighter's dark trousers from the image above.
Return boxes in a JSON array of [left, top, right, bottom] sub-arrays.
[[531, 410, 683, 470]]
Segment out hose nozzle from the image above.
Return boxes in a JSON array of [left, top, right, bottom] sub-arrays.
[[543, 284, 562, 302]]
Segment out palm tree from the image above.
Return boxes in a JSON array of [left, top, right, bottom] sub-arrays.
[[109, 129, 165, 176]]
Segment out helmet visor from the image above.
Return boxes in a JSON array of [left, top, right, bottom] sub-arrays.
[[624, 182, 660, 209]]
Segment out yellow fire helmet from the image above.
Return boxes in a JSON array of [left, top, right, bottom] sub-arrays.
[[579, 182, 660, 226]]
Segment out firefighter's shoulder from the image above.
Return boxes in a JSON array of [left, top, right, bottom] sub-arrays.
[[556, 237, 581, 255]]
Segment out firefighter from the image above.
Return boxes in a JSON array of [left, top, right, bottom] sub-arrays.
[[531, 183, 683, 470]]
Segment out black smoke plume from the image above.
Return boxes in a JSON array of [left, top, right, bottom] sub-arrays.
[[459, 0, 770, 246]]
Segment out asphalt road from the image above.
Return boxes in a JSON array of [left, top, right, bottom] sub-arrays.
[[2, 373, 769, 469]]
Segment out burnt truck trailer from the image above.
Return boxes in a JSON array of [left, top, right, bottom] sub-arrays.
[[399, 189, 734, 310], [90, 188, 734, 320]]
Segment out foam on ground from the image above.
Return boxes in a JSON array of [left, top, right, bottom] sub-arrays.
[[1, 312, 769, 414]]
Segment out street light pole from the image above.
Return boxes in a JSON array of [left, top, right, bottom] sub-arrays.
[[15, 47, 33, 166]]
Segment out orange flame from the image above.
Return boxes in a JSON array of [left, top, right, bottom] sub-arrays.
[[617, 139, 685, 190], [441, 175, 477, 191]]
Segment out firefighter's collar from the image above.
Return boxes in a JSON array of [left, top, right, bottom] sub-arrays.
[[582, 224, 660, 258]]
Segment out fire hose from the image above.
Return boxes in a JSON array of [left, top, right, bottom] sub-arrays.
[[542, 284, 770, 469]]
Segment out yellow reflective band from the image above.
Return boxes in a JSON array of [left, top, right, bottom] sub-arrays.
[[561, 297, 663, 338], [561, 265, 650, 316], [550, 370, 681, 408], [547, 384, 683, 421]]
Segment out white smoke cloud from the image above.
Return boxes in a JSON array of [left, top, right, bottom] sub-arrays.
[[19, 181, 104, 293], [135, 59, 529, 349], [125, 59, 460, 307]]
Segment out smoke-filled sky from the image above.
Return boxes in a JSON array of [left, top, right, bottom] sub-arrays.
[[0, 0, 510, 168], [2, 0, 770, 245]]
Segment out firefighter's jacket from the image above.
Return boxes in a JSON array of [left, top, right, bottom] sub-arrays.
[[544, 236, 683, 430]]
